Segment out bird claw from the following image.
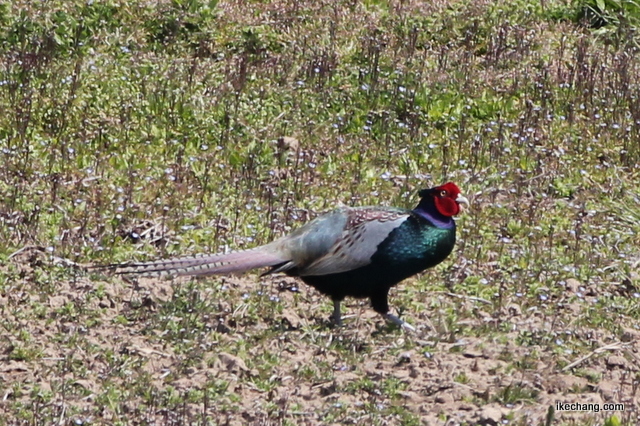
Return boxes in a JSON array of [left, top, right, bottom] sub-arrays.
[[330, 315, 343, 327], [384, 313, 416, 332]]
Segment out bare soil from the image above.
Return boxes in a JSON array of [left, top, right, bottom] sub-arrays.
[[1, 252, 637, 425]]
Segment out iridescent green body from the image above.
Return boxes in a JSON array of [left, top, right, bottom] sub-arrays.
[[298, 210, 456, 314]]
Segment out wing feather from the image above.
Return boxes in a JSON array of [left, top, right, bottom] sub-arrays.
[[296, 208, 409, 276]]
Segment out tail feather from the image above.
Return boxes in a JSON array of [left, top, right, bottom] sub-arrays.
[[108, 248, 288, 277]]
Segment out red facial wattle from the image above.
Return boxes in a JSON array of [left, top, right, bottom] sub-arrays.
[[432, 182, 464, 217], [434, 195, 460, 217]]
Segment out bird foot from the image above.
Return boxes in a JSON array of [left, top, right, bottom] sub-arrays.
[[330, 315, 343, 327], [384, 313, 416, 332]]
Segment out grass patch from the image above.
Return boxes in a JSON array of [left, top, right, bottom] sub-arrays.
[[0, 0, 639, 424]]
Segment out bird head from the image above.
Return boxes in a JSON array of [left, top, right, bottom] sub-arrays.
[[419, 182, 469, 217]]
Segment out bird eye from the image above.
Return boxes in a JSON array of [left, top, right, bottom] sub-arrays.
[[440, 190, 447, 197]]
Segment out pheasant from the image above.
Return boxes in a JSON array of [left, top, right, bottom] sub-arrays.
[[107, 182, 469, 331]]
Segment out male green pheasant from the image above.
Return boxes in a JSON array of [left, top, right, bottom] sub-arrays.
[[109, 182, 468, 331]]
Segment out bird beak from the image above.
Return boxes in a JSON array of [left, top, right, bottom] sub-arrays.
[[456, 194, 470, 212]]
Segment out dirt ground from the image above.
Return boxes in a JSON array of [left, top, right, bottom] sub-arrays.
[[0, 253, 638, 425]]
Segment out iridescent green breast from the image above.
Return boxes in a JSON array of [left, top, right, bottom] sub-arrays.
[[371, 213, 456, 280]]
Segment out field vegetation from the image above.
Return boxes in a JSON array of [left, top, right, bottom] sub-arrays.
[[0, 0, 639, 424]]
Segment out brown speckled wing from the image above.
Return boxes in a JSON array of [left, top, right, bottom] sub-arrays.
[[298, 207, 410, 276]]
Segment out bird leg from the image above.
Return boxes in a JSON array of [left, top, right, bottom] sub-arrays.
[[372, 294, 415, 332], [331, 299, 342, 326], [384, 313, 416, 332]]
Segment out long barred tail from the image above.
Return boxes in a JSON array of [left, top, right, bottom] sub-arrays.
[[101, 248, 288, 277]]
